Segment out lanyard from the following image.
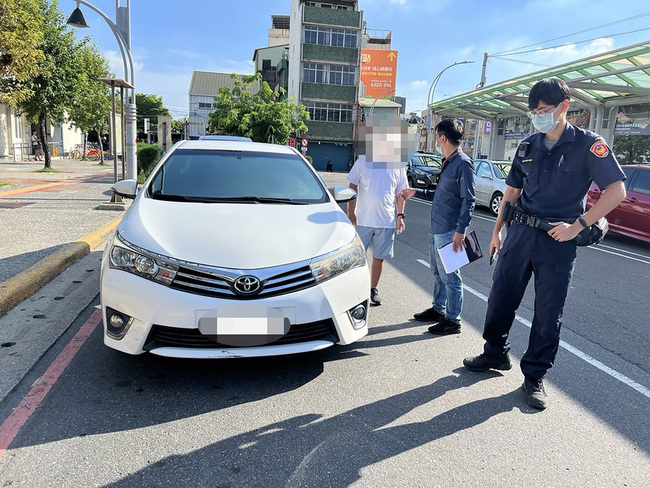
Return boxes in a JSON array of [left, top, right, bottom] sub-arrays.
[[440, 148, 461, 173]]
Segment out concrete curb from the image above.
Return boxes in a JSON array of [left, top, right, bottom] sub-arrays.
[[0, 216, 122, 316]]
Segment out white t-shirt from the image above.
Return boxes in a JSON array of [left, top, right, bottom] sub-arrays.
[[347, 156, 408, 228]]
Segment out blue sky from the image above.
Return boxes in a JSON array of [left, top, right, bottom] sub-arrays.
[[67, 0, 650, 119]]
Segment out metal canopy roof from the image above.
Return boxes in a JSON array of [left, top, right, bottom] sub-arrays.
[[429, 41, 650, 120]]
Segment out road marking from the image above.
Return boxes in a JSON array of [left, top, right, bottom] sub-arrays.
[[589, 245, 650, 264], [0, 310, 101, 460], [416, 259, 650, 399]]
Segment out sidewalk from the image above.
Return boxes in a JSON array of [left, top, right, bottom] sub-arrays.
[[0, 156, 124, 314]]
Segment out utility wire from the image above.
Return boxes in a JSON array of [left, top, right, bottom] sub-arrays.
[[493, 11, 650, 56]]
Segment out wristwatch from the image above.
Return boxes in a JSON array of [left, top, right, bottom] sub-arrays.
[[397, 213, 405, 219], [577, 217, 589, 229]]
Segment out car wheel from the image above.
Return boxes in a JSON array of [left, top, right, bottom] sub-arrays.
[[490, 192, 503, 216], [408, 176, 415, 188]]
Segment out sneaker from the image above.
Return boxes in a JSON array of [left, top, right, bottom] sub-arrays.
[[522, 377, 548, 410], [414, 307, 445, 322], [370, 288, 382, 305], [463, 352, 512, 372], [427, 317, 461, 335]]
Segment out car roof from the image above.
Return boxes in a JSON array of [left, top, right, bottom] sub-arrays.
[[476, 159, 512, 164], [198, 135, 253, 141], [176, 140, 299, 155]]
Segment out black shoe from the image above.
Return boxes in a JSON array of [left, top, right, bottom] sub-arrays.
[[414, 307, 445, 322], [370, 288, 382, 305], [427, 318, 461, 335], [463, 352, 512, 372], [522, 377, 548, 410]]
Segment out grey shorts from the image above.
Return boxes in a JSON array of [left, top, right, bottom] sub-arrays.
[[356, 226, 396, 260]]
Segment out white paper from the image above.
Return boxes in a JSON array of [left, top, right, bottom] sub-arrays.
[[437, 241, 470, 274]]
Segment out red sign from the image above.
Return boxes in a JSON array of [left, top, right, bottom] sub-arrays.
[[289, 137, 297, 148], [301, 138, 308, 147], [361, 49, 398, 99]]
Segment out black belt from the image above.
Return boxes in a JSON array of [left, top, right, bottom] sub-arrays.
[[502, 202, 564, 232]]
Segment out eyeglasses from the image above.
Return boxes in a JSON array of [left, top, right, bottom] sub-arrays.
[[527, 102, 563, 119]]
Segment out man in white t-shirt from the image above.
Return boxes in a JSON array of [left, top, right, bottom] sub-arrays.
[[347, 118, 411, 305]]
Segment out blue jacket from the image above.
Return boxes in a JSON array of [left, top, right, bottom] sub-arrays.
[[430, 151, 476, 235]]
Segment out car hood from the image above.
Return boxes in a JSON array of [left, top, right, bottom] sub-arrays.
[[412, 166, 440, 174], [117, 196, 357, 269]]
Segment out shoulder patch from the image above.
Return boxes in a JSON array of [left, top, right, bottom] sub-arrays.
[[590, 140, 610, 158]]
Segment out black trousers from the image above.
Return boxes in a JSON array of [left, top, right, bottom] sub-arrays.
[[483, 223, 577, 380]]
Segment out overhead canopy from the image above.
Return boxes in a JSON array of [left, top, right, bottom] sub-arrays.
[[429, 41, 650, 120]]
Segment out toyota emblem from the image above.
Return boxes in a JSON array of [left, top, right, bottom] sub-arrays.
[[233, 275, 262, 295]]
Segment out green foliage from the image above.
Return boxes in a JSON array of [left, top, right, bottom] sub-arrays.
[[613, 135, 650, 163], [136, 94, 170, 132], [208, 73, 309, 144], [137, 143, 162, 178], [0, 0, 46, 105], [172, 117, 188, 134], [305, 156, 313, 165], [67, 41, 112, 136]]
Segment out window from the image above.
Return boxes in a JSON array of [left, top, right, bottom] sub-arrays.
[[198, 102, 212, 109], [337, 5, 349, 9], [303, 26, 357, 48], [303, 63, 355, 86], [631, 169, 650, 196], [477, 163, 492, 178], [303, 63, 326, 83], [341, 66, 355, 85], [305, 103, 353, 123]]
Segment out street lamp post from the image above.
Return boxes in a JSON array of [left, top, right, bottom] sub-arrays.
[[426, 61, 474, 152], [67, 0, 137, 181], [368, 89, 396, 120]]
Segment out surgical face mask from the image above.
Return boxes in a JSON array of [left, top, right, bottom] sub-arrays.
[[529, 104, 562, 133]]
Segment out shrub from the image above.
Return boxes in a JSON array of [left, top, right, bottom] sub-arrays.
[[305, 155, 313, 165], [137, 143, 162, 178]]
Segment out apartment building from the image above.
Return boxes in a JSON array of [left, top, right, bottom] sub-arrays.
[[288, 0, 362, 171]]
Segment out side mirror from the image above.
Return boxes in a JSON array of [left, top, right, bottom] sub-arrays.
[[333, 185, 357, 203], [112, 179, 138, 199]]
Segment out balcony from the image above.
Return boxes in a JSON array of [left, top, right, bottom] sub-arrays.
[[301, 82, 356, 102], [304, 5, 361, 28], [303, 44, 359, 65]]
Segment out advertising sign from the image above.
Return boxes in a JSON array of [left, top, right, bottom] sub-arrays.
[[361, 49, 398, 99], [614, 105, 650, 135], [289, 137, 297, 148]]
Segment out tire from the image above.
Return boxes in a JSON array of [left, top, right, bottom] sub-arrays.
[[490, 192, 503, 216], [408, 176, 415, 188]]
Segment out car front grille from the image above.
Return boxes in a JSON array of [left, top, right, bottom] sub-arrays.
[[170, 261, 318, 299], [144, 319, 338, 350]]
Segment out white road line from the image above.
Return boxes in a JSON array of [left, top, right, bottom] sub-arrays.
[[416, 258, 650, 399], [589, 245, 650, 264]]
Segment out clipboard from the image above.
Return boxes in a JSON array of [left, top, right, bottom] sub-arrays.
[[437, 231, 483, 274]]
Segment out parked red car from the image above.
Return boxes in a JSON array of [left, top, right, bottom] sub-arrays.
[[586, 164, 650, 243]]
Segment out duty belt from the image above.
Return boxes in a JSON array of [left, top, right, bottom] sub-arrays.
[[502, 202, 555, 232]]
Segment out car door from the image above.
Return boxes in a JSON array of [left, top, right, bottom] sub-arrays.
[[614, 168, 650, 241], [474, 161, 492, 205]]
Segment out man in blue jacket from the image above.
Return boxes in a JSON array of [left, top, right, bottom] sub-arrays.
[[401, 119, 476, 335]]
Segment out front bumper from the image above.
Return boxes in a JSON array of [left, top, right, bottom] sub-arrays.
[[100, 262, 370, 358]]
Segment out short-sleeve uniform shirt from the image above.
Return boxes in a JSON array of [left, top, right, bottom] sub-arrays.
[[347, 156, 408, 228], [507, 123, 625, 219]]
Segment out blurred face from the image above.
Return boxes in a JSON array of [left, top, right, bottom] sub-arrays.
[[355, 117, 416, 168]]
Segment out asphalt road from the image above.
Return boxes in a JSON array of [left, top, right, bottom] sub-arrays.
[[0, 184, 649, 487]]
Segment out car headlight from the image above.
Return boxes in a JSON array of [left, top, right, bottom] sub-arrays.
[[309, 235, 366, 283], [109, 232, 178, 285]]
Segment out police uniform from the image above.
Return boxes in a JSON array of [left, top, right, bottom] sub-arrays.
[[482, 123, 625, 381]]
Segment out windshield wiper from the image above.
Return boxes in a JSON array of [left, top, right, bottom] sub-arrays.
[[150, 193, 198, 202], [224, 196, 309, 205]]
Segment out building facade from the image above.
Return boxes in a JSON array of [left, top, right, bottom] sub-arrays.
[[288, 0, 362, 171]]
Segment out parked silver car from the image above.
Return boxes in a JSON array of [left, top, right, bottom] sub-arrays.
[[474, 159, 512, 215]]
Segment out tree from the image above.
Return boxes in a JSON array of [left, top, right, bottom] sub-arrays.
[[67, 41, 112, 160], [172, 116, 188, 138], [208, 73, 309, 144], [613, 135, 650, 164], [16, 0, 81, 169], [0, 0, 46, 106], [136, 93, 170, 133]]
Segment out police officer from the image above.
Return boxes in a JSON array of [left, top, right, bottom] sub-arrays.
[[463, 78, 626, 410]]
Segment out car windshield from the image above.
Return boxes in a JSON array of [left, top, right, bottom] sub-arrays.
[[148, 149, 328, 204], [413, 156, 441, 168], [492, 161, 512, 179]]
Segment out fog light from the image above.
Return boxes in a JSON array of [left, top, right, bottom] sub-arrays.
[[348, 302, 368, 330], [105, 307, 134, 340]]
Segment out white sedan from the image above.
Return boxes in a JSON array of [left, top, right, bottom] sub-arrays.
[[474, 159, 512, 216], [100, 140, 370, 359]]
